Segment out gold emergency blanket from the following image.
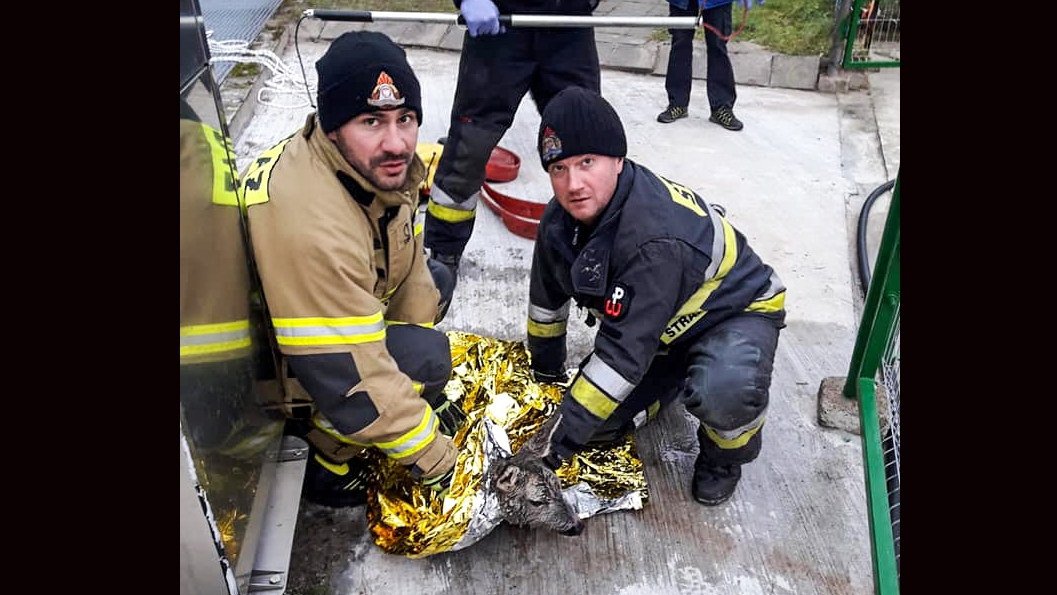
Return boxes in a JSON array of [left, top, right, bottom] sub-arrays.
[[365, 332, 650, 557]]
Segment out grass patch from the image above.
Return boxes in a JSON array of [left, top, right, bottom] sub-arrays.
[[649, 0, 835, 56], [230, 63, 262, 78]]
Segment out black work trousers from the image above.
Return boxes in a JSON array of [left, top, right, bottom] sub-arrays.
[[425, 27, 600, 259], [664, 2, 736, 111], [593, 313, 781, 467]]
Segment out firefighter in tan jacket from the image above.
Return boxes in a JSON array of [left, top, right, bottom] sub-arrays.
[[242, 32, 463, 507]]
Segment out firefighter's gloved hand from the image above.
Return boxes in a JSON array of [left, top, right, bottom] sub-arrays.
[[531, 368, 569, 385], [422, 466, 455, 499], [433, 399, 468, 438], [460, 0, 504, 36]]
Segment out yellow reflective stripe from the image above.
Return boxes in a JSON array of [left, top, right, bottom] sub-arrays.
[[661, 218, 739, 344], [745, 291, 786, 313], [181, 320, 250, 336], [180, 320, 251, 357], [385, 320, 435, 329], [272, 313, 386, 347], [527, 318, 567, 338], [376, 407, 438, 459], [181, 338, 252, 357], [314, 454, 350, 476], [412, 381, 424, 394], [428, 199, 476, 223], [703, 418, 765, 450], [414, 210, 425, 236], [570, 375, 619, 420], [647, 400, 661, 419]]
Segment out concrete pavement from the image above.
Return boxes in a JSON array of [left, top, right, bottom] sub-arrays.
[[227, 18, 900, 589]]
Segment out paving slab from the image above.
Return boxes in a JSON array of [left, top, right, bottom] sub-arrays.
[[770, 54, 822, 91]]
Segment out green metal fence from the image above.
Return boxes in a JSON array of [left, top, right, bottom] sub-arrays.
[[844, 172, 900, 595], [841, 0, 900, 69]]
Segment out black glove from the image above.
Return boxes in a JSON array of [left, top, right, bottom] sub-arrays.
[[531, 368, 569, 384], [433, 399, 468, 437]]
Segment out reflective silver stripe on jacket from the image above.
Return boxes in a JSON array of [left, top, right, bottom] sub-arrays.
[[703, 202, 728, 280], [581, 355, 636, 403]]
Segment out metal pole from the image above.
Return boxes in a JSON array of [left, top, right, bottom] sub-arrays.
[[827, 0, 855, 75], [841, 0, 867, 70], [304, 9, 699, 29]]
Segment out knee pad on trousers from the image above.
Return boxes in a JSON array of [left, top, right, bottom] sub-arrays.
[[683, 378, 768, 434]]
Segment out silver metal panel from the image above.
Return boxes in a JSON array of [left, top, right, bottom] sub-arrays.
[[181, 437, 237, 595], [247, 436, 309, 594]]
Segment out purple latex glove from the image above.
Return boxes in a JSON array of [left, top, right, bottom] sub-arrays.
[[700, 0, 764, 9], [461, 0, 504, 37]]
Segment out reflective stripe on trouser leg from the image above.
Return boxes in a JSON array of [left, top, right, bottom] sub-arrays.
[[426, 118, 506, 257]]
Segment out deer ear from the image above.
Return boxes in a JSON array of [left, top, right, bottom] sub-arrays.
[[522, 413, 562, 458], [495, 465, 521, 493]]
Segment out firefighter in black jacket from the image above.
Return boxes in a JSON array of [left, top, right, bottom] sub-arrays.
[[526, 87, 786, 505], [423, 0, 601, 281]]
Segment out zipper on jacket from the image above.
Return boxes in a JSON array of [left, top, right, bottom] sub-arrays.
[[377, 206, 400, 281]]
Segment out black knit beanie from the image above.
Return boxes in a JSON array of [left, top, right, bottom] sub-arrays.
[[315, 31, 422, 133], [537, 86, 627, 171]]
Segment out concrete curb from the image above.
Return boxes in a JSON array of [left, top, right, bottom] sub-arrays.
[[299, 20, 823, 91], [221, 13, 847, 144]]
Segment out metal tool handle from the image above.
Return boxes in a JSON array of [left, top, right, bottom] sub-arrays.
[[303, 9, 699, 29]]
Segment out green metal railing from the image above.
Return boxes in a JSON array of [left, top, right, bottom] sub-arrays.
[[841, 0, 900, 69], [844, 172, 900, 595]]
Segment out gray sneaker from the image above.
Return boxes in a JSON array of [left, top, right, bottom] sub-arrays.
[[657, 105, 689, 124], [709, 105, 743, 131]]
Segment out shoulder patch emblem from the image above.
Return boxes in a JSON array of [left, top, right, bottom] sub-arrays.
[[604, 282, 632, 322]]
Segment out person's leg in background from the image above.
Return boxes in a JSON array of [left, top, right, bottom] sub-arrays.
[[425, 29, 535, 279], [529, 27, 601, 114], [680, 314, 781, 505], [703, 2, 743, 131], [659, 1, 697, 123]]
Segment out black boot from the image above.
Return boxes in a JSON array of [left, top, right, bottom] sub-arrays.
[[691, 451, 742, 506], [302, 452, 371, 508]]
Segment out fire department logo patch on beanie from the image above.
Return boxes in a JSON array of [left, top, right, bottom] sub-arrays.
[[538, 86, 627, 171], [368, 72, 405, 108], [315, 31, 422, 133], [540, 126, 563, 162]]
